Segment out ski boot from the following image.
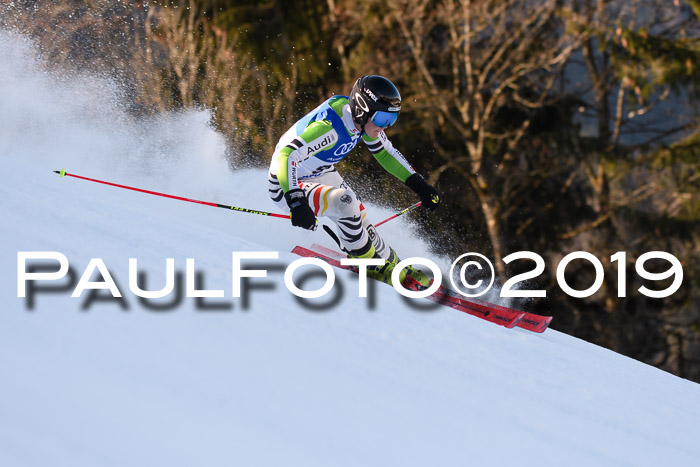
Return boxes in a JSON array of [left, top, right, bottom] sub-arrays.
[[348, 243, 434, 288], [402, 264, 432, 289], [347, 244, 406, 286]]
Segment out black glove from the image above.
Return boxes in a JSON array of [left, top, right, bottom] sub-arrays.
[[285, 189, 317, 230], [405, 173, 441, 211]]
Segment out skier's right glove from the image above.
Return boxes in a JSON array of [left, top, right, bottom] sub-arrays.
[[284, 189, 317, 231], [405, 173, 441, 211]]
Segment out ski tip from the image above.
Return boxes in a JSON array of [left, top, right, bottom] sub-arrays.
[[533, 316, 553, 333], [505, 312, 526, 329], [540, 316, 553, 332], [517, 315, 553, 333]]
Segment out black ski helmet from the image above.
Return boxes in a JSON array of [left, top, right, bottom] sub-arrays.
[[348, 75, 401, 127]]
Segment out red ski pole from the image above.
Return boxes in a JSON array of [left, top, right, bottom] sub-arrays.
[[53, 169, 290, 220], [374, 201, 422, 227]]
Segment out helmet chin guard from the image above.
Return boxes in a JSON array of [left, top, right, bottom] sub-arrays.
[[349, 75, 401, 128]]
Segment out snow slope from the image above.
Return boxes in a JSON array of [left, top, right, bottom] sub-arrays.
[[1, 31, 700, 467]]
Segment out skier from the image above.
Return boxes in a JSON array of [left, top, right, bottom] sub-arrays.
[[268, 75, 440, 285]]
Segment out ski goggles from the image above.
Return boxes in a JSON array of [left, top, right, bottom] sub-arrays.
[[371, 110, 399, 128]]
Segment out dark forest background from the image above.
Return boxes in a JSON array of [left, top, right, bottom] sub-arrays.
[[2, 0, 699, 381]]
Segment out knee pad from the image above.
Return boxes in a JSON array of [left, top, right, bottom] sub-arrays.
[[325, 188, 361, 218]]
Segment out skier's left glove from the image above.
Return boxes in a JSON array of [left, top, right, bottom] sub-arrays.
[[405, 173, 441, 211], [285, 189, 317, 231]]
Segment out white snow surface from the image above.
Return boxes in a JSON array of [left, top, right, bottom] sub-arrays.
[[1, 31, 699, 467]]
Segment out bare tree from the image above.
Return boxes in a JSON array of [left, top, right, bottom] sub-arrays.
[[378, 0, 588, 275]]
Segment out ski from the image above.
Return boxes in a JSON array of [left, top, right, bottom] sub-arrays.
[[302, 244, 552, 333], [402, 276, 524, 328], [292, 245, 531, 330], [435, 285, 552, 333]]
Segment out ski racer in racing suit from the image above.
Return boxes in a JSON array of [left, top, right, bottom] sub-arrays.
[[268, 75, 440, 284]]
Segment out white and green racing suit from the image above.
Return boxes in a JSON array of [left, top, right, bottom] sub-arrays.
[[268, 95, 415, 258]]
